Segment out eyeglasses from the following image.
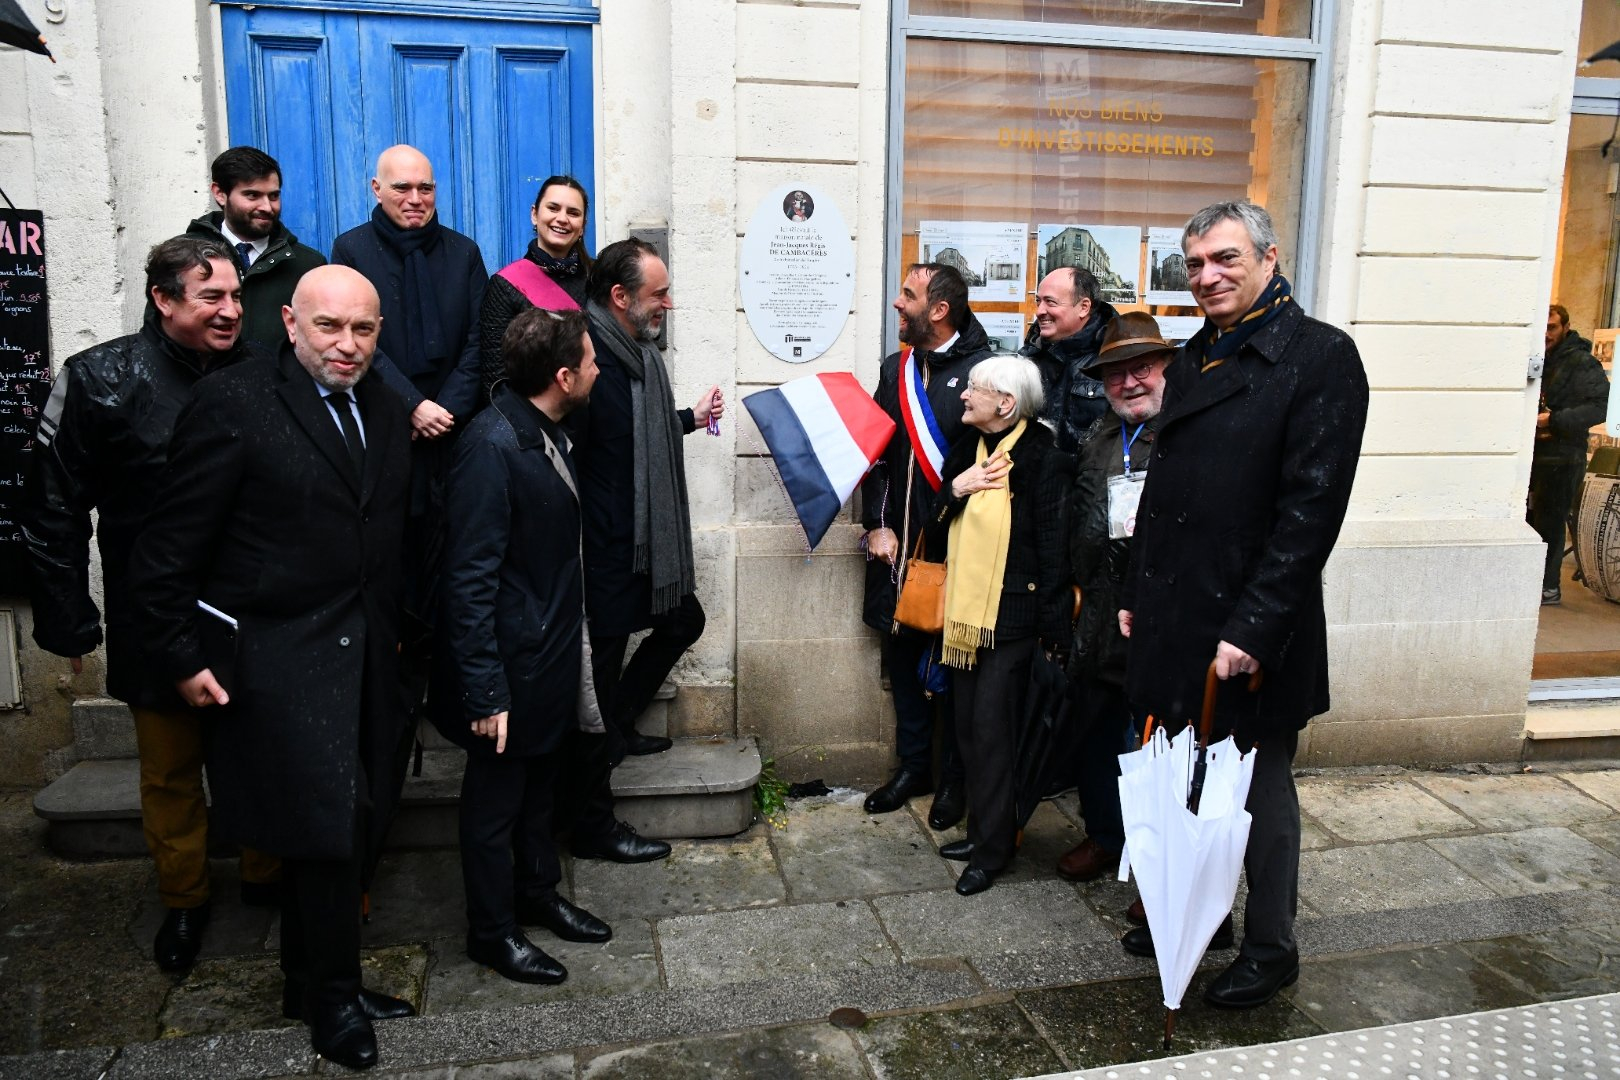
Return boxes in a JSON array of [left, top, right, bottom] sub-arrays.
[[965, 381, 999, 396], [1099, 360, 1160, 386]]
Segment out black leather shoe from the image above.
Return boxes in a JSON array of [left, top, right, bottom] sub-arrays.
[[467, 931, 567, 985], [938, 839, 973, 862], [1203, 952, 1300, 1009], [283, 985, 417, 1022], [1120, 915, 1234, 959], [516, 893, 612, 943], [864, 767, 932, 814], [308, 1000, 378, 1070], [927, 781, 965, 830], [570, 821, 671, 863], [623, 731, 673, 756], [239, 880, 282, 909], [955, 867, 996, 896], [153, 903, 211, 973]]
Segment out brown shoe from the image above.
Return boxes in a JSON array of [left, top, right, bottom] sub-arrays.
[[1055, 838, 1120, 882], [1126, 895, 1146, 925]]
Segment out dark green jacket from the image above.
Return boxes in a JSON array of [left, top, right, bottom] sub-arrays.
[[1537, 331, 1609, 465], [186, 212, 326, 351]]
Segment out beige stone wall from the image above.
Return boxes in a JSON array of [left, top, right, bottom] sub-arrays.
[[1303, 0, 1579, 765], [606, 0, 895, 781]]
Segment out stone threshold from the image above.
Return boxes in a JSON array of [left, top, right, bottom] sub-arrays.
[[6, 885, 1616, 1080]]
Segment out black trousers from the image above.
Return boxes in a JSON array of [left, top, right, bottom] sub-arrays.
[[459, 750, 564, 942], [279, 848, 363, 1013], [1240, 729, 1300, 963], [1529, 460, 1584, 590], [1073, 675, 1131, 854], [886, 632, 962, 782], [952, 636, 1036, 874], [591, 592, 706, 738]]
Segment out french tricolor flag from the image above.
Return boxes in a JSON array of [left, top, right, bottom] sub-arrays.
[[743, 373, 896, 549]]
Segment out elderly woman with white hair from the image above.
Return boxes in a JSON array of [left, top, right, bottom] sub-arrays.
[[927, 353, 1072, 895]]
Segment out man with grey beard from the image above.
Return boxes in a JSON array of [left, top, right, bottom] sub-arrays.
[[564, 239, 722, 861]]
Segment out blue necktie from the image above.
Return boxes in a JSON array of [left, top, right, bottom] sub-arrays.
[[235, 242, 255, 269]]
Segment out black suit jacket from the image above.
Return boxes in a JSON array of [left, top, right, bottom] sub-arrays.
[[130, 345, 412, 862]]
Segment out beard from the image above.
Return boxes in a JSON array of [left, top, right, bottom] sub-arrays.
[[225, 207, 276, 241], [627, 299, 663, 341], [897, 314, 929, 346]]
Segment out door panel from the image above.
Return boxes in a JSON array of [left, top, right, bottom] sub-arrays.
[[221, 9, 365, 256], [221, 6, 594, 271]]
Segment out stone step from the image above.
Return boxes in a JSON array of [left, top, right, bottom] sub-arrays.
[[70, 696, 136, 760], [33, 736, 761, 857], [1523, 699, 1620, 761], [76, 681, 680, 755]]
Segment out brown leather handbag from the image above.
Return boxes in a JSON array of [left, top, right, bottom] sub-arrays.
[[892, 533, 947, 634]]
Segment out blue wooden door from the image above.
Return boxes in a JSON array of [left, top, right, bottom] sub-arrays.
[[220, 5, 594, 271]]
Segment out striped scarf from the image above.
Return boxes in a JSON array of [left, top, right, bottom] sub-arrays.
[[1186, 272, 1293, 374]]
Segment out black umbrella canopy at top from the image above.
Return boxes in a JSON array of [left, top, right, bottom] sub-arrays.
[[0, 0, 52, 61]]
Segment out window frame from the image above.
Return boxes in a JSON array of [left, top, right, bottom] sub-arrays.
[[883, 0, 1338, 345]]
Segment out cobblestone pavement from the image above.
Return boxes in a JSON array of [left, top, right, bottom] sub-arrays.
[[5, 761, 1620, 1078]]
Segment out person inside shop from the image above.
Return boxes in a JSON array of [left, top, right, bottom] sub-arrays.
[[1530, 303, 1608, 606]]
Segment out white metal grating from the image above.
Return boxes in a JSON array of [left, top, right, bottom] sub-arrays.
[[1046, 993, 1620, 1080]]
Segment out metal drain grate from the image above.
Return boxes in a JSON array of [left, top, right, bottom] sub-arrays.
[[1053, 993, 1620, 1080]]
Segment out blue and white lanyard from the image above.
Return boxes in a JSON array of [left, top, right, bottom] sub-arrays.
[[1121, 422, 1145, 477]]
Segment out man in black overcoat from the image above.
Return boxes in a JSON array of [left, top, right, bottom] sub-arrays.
[[1120, 201, 1369, 1009], [131, 266, 416, 1070], [858, 263, 989, 828], [434, 307, 617, 985]]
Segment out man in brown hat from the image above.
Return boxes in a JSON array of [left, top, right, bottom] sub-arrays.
[[1056, 312, 1178, 887]]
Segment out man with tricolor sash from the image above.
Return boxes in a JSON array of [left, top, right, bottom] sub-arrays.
[[859, 263, 991, 827]]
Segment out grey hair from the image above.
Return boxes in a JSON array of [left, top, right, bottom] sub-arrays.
[[969, 355, 1045, 422], [1182, 200, 1278, 256]]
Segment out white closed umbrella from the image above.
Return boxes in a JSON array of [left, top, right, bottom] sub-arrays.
[[1116, 662, 1259, 1046]]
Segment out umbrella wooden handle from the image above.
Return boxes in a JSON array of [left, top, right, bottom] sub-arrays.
[[1200, 659, 1263, 743]]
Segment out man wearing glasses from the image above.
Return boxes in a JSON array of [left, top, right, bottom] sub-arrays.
[[332, 145, 490, 748], [1020, 266, 1118, 453], [1056, 312, 1175, 889]]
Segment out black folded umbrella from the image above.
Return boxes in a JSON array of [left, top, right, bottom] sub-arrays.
[[0, 0, 52, 60], [1012, 651, 1075, 830]]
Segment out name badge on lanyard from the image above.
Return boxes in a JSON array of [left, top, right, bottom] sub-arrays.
[[1108, 422, 1147, 540]]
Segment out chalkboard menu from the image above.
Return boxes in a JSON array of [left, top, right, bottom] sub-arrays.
[[0, 210, 51, 595]]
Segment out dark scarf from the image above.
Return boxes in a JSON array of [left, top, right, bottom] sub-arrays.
[[584, 300, 696, 616], [1186, 272, 1293, 375], [527, 239, 587, 305], [368, 204, 448, 379]]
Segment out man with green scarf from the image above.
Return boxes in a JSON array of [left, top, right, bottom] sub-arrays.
[[565, 238, 722, 862]]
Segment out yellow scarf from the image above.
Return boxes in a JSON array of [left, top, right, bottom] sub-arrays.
[[942, 420, 1027, 669]]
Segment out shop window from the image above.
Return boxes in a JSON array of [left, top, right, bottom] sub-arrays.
[[908, 0, 1312, 39], [899, 39, 1311, 341]]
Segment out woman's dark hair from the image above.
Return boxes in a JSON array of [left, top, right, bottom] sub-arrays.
[[533, 175, 592, 273], [504, 307, 589, 397]]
